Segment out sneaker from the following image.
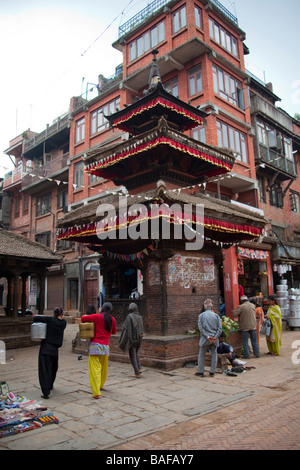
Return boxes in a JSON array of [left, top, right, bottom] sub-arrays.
[[195, 372, 204, 377], [209, 372, 215, 377]]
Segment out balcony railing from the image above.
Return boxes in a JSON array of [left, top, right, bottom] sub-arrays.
[[21, 153, 69, 189], [118, 0, 238, 38], [3, 163, 33, 188], [210, 0, 238, 25], [259, 144, 296, 176], [23, 113, 70, 153]]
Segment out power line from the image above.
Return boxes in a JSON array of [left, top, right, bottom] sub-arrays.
[[80, 0, 136, 57], [32, 0, 137, 108]]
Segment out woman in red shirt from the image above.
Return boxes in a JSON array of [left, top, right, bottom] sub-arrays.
[[81, 302, 117, 399]]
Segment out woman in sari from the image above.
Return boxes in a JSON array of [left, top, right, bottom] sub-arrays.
[[266, 295, 282, 355]]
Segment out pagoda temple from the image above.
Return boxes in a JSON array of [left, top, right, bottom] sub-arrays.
[[57, 51, 266, 369]]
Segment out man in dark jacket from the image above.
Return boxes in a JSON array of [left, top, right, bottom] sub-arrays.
[[33, 307, 66, 398], [119, 303, 144, 377], [233, 295, 260, 358]]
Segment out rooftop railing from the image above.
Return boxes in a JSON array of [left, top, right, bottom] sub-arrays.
[[23, 113, 70, 153], [118, 0, 238, 38], [210, 0, 238, 25]]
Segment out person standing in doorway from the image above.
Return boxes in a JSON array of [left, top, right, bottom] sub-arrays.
[[33, 307, 66, 399], [81, 302, 117, 399]]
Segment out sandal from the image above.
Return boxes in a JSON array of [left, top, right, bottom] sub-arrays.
[[224, 370, 237, 376], [93, 395, 101, 399]]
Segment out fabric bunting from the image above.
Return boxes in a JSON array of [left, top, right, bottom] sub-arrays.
[[57, 205, 263, 242], [110, 97, 204, 132], [99, 244, 155, 262], [85, 136, 233, 176]]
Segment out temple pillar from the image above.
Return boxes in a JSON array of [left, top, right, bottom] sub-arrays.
[[38, 273, 46, 315], [160, 259, 168, 336], [223, 245, 239, 318], [6, 276, 12, 317], [21, 274, 28, 316], [12, 274, 19, 318]]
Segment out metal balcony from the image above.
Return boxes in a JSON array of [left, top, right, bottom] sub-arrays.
[[118, 0, 238, 38], [258, 144, 296, 178]]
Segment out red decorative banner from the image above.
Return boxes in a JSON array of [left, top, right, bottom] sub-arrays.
[[110, 97, 204, 133], [57, 205, 262, 242], [85, 136, 233, 176]]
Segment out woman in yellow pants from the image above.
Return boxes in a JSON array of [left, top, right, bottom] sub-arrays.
[[88, 352, 108, 396], [81, 303, 117, 399]]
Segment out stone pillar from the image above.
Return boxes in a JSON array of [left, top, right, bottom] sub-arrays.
[[12, 274, 19, 318], [21, 274, 28, 316], [6, 276, 12, 317], [38, 273, 46, 315]]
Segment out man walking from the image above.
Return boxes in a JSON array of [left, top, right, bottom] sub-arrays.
[[233, 295, 260, 358], [195, 299, 222, 377]]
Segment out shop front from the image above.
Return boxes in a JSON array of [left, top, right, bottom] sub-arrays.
[[237, 247, 273, 300], [223, 244, 273, 317]]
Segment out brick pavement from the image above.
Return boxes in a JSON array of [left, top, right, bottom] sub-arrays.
[[113, 328, 300, 451], [1, 324, 300, 450]]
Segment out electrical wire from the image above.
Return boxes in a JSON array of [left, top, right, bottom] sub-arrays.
[[32, 0, 138, 107], [80, 0, 136, 57]]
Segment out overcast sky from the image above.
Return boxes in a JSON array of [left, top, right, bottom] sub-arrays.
[[1, 0, 299, 177]]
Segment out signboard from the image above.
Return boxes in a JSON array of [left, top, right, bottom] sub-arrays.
[[28, 293, 37, 305]]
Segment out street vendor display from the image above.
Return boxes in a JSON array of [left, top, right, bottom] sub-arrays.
[[0, 384, 59, 438]]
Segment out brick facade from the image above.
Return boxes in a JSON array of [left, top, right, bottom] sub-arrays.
[[2, 0, 300, 330]]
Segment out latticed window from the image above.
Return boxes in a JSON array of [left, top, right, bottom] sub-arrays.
[[269, 183, 283, 208], [290, 190, 300, 212]]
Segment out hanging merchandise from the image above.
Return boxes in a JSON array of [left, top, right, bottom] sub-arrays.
[[237, 259, 244, 275], [288, 285, 300, 328]]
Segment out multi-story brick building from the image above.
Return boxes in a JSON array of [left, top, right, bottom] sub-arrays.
[[2, 0, 300, 322]]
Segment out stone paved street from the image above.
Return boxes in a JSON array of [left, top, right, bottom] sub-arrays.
[[1, 323, 299, 450]]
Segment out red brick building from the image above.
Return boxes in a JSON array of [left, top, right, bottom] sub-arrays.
[[2, 0, 300, 325]]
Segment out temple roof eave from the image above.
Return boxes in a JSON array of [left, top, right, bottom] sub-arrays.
[[83, 117, 236, 177], [56, 181, 266, 247]]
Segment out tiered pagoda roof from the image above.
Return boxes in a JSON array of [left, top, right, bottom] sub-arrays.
[[83, 51, 236, 190], [58, 51, 266, 248]]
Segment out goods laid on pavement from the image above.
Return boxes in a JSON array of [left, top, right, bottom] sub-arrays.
[[0, 382, 59, 438]]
